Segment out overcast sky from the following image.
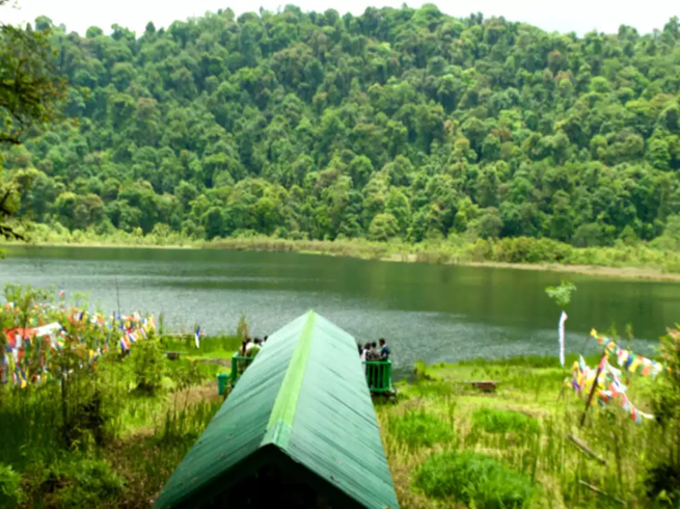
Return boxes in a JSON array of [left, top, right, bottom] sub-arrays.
[[1, 0, 678, 37]]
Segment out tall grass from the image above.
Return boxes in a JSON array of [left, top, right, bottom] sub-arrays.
[[472, 408, 539, 434], [379, 357, 676, 508], [0, 335, 224, 508], [386, 409, 454, 450]]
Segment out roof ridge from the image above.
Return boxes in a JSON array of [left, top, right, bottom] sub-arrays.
[[260, 310, 316, 450]]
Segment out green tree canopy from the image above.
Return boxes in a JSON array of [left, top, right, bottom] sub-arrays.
[[2, 6, 680, 247]]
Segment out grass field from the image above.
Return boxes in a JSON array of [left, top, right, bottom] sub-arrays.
[[1, 336, 677, 508], [377, 356, 679, 508]]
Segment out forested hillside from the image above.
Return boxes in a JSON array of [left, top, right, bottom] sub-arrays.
[[4, 6, 680, 246]]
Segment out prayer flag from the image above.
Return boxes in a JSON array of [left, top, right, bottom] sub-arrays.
[[558, 311, 568, 367]]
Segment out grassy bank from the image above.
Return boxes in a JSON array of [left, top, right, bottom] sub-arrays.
[[7, 223, 680, 281], [378, 356, 674, 508], [2, 341, 677, 508]]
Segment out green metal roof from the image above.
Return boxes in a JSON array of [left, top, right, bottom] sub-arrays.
[[154, 310, 400, 509]]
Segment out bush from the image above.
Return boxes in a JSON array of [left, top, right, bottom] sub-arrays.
[[647, 327, 680, 505], [387, 409, 454, 450], [414, 451, 534, 509], [43, 458, 125, 508], [131, 339, 166, 394], [413, 359, 441, 381], [0, 463, 23, 507], [472, 408, 539, 434], [646, 462, 680, 506]]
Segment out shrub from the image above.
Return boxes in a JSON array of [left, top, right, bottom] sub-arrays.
[[237, 315, 250, 340], [0, 463, 23, 507], [43, 458, 125, 508], [414, 451, 534, 509], [646, 462, 680, 506], [131, 339, 166, 394], [413, 359, 441, 381], [387, 409, 454, 450], [647, 327, 680, 505], [472, 408, 539, 434]]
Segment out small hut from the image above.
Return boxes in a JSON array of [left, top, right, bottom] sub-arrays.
[[154, 310, 400, 509]]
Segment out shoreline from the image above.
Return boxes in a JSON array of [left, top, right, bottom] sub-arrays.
[[464, 260, 680, 282], [3, 237, 680, 282]]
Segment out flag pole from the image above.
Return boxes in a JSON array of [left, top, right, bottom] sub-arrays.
[[580, 348, 607, 427]]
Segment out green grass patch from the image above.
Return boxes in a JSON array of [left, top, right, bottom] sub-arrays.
[[414, 451, 534, 509], [161, 335, 242, 355], [411, 380, 455, 398], [39, 458, 125, 508], [188, 349, 235, 360], [472, 408, 539, 434], [387, 409, 454, 450]]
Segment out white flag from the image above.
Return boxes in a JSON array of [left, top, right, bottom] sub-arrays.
[[559, 311, 568, 367]]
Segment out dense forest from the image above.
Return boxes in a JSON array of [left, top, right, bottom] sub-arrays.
[[3, 6, 680, 247]]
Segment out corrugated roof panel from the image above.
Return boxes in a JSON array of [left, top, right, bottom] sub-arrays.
[[287, 314, 400, 509], [154, 314, 307, 509]]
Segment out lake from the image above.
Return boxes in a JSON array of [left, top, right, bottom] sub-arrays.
[[0, 246, 677, 374]]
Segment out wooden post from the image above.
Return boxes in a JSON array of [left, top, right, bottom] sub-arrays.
[[567, 433, 607, 465], [580, 350, 607, 427], [578, 481, 625, 505]]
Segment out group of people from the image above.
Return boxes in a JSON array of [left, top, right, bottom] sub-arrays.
[[238, 336, 268, 358], [235, 334, 390, 363], [358, 338, 390, 362]]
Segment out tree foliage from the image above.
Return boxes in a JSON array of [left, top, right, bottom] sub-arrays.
[[2, 9, 680, 247], [545, 280, 576, 309], [0, 11, 66, 239]]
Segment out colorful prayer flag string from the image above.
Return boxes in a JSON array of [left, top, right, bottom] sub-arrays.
[[570, 353, 654, 424], [590, 329, 665, 379], [1, 300, 157, 388]]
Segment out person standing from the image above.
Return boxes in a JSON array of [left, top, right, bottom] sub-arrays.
[[369, 341, 379, 360], [249, 338, 262, 358], [245, 338, 258, 357], [379, 338, 390, 361]]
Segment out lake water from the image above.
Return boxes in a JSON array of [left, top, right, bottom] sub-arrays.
[[1, 246, 677, 374]]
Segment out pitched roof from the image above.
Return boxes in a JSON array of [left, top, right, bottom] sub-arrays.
[[154, 310, 400, 509]]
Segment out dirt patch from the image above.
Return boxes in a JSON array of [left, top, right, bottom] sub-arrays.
[[169, 382, 222, 407], [195, 358, 230, 367]]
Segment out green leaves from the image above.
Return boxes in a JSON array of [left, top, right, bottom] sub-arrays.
[[0, 25, 66, 145], [545, 280, 576, 310]]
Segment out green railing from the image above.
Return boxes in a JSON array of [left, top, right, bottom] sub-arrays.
[[230, 356, 392, 394], [230, 356, 254, 387], [363, 360, 392, 393]]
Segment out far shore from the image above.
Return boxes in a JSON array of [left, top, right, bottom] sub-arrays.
[[464, 260, 680, 282], [4, 237, 680, 283]]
